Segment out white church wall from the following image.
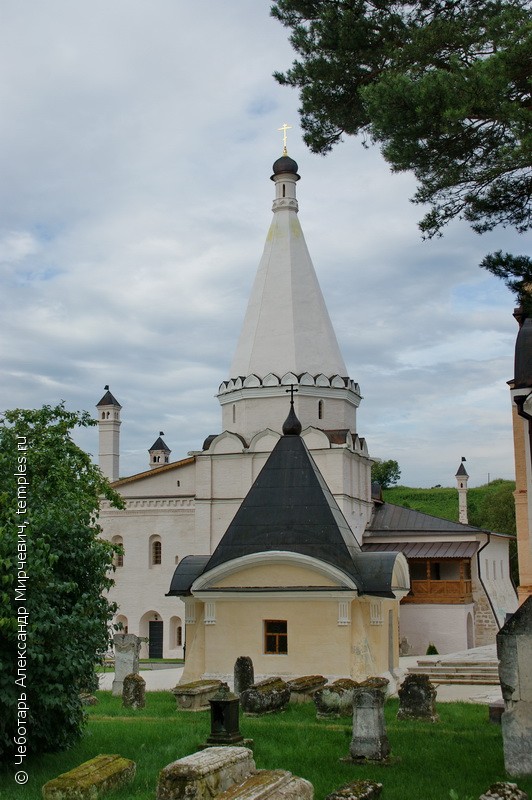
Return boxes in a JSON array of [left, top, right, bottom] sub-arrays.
[[477, 535, 518, 625], [399, 603, 475, 655]]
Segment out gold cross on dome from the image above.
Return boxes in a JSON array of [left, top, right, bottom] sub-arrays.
[[278, 123, 292, 155]]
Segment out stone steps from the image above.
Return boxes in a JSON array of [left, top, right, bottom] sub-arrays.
[[407, 659, 500, 685]]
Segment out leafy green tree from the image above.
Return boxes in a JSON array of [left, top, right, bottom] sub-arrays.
[[480, 251, 532, 314], [371, 458, 401, 488], [0, 404, 123, 760], [469, 478, 518, 584], [469, 478, 516, 535], [272, 0, 531, 239]]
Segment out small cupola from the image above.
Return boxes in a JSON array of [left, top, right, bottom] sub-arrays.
[[149, 432, 171, 469], [455, 457, 469, 524]]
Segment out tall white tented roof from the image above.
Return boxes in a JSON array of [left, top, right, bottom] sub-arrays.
[[229, 155, 347, 380]]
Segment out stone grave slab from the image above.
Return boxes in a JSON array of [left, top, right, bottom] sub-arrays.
[[156, 746, 255, 800], [172, 679, 228, 711], [240, 677, 290, 716], [42, 754, 136, 800], [286, 675, 327, 704]]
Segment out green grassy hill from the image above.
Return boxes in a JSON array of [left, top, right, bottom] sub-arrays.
[[382, 479, 516, 535]]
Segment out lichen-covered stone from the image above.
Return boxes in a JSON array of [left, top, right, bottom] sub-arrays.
[[240, 678, 290, 716], [172, 679, 228, 711], [325, 779, 382, 800], [349, 687, 390, 763], [156, 746, 255, 800], [42, 754, 136, 800], [79, 693, 98, 706], [287, 675, 327, 703], [122, 672, 146, 709], [234, 656, 255, 696], [397, 674, 438, 722], [216, 769, 313, 799], [479, 782, 529, 800], [112, 633, 141, 696], [359, 678, 389, 692], [314, 679, 358, 719]]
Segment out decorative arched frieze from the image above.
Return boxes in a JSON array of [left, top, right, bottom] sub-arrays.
[[248, 429, 281, 453], [299, 372, 314, 385], [281, 372, 298, 385], [331, 375, 346, 388], [262, 373, 281, 386], [243, 374, 261, 388], [315, 374, 331, 387], [301, 427, 331, 449], [209, 431, 247, 454]]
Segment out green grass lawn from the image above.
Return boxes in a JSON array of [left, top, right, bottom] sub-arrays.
[[1, 693, 531, 800]]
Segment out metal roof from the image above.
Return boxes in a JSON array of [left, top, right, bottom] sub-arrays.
[[167, 555, 210, 596], [96, 389, 121, 408], [365, 502, 487, 536], [362, 541, 479, 559], [167, 433, 405, 598]]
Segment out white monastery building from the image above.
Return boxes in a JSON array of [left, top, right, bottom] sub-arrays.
[[97, 148, 517, 675]]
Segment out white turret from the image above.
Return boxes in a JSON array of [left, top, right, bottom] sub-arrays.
[[149, 432, 171, 469], [96, 386, 121, 482], [455, 457, 469, 525], [218, 149, 361, 441]]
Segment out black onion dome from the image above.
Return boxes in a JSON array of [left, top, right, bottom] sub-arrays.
[[272, 154, 299, 176], [514, 317, 532, 389], [282, 404, 302, 436]]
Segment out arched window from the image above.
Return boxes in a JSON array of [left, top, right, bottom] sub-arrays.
[[149, 535, 162, 567], [170, 616, 183, 648], [111, 535, 124, 568], [318, 400, 324, 420]]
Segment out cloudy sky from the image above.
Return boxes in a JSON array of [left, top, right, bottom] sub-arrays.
[[0, 1, 525, 488]]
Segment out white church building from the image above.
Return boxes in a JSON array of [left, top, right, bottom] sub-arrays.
[[97, 149, 517, 667]]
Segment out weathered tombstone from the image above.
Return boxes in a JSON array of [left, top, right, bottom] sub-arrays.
[[479, 782, 529, 800], [234, 656, 254, 696], [324, 779, 383, 800], [399, 637, 411, 657], [122, 672, 146, 709], [397, 674, 439, 722], [348, 686, 390, 763], [156, 746, 313, 800], [80, 692, 98, 706], [112, 633, 141, 696], [287, 675, 327, 704], [42, 754, 136, 800], [497, 595, 532, 776], [157, 747, 255, 800], [314, 679, 358, 719], [205, 686, 244, 746], [172, 679, 228, 712], [240, 677, 290, 716]]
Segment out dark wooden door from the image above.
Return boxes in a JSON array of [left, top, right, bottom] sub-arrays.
[[149, 620, 163, 658]]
